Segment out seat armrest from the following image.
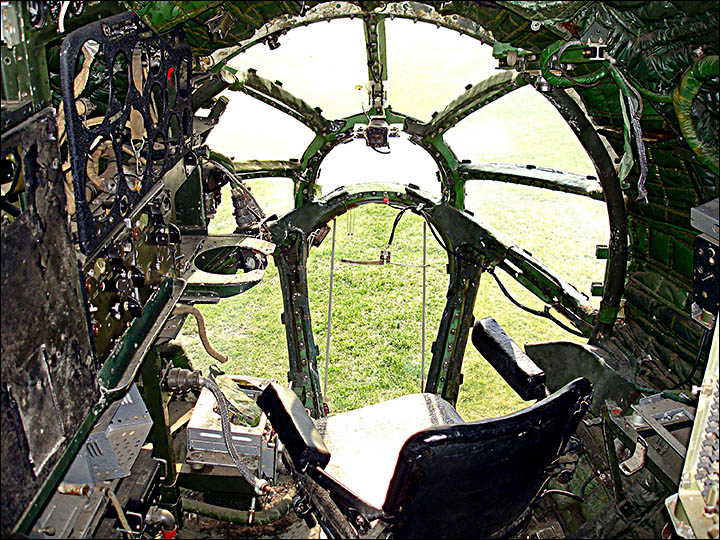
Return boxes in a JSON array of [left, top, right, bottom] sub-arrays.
[[257, 383, 330, 470], [472, 317, 548, 401]]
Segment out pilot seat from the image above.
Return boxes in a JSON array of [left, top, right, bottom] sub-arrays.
[[257, 317, 593, 538]]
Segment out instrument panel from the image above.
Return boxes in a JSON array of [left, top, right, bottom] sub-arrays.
[[60, 11, 192, 255]]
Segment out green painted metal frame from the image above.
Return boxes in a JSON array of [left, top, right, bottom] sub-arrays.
[[140, 347, 181, 519], [295, 108, 462, 207], [459, 162, 605, 201], [268, 183, 596, 414]]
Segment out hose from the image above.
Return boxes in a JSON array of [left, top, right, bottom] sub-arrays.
[[673, 55, 719, 175], [173, 305, 228, 363], [200, 376, 270, 495], [181, 496, 292, 525], [624, 72, 673, 103]]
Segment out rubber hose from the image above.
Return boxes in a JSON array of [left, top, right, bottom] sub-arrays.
[[633, 80, 673, 103], [673, 55, 719, 175], [173, 305, 228, 363], [182, 496, 292, 525]]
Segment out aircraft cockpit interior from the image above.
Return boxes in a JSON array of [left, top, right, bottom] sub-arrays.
[[1, 1, 718, 538]]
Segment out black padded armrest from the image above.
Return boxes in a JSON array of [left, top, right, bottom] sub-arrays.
[[472, 317, 547, 401], [257, 383, 330, 470]]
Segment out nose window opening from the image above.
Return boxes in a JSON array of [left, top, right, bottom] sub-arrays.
[[318, 135, 441, 198], [307, 205, 448, 413], [384, 18, 500, 122], [180, 17, 608, 423], [227, 19, 368, 120]]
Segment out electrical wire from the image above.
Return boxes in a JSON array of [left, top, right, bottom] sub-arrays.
[[414, 208, 480, 266], [386, 207, 412, 248], [541, 489, 584, 502], [614, 340, 695, 405], [580, 469, 607, 500], [670, 327, 710, 390], [557, 40, 605, 88], [606, 60, 650, 203], [376, 205, 586, 339], [488, 268, 586, 338], [200, 376, 270, 495]]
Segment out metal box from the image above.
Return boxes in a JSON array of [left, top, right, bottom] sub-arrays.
[[186, 376, 277, 481]]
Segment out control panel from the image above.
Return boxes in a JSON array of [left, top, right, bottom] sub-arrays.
[[84, 189, 181, 359], [691, 198, 719, 330]]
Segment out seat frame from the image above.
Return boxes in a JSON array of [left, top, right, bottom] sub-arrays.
[[258, 377, 592, 539]]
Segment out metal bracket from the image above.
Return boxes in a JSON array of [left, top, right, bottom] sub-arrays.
[[205, 9, 235, 40], [581, 21, 611, 45], [630, 395, 693, 458], [619, 437, 648, 476]]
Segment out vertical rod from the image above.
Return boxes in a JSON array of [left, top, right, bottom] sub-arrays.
[[140, 347, 179, 516], [324, 218, 337, 400], [421, 221, 427, 391]]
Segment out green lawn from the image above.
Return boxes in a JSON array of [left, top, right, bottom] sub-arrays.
[[177, 89, 609, 420]]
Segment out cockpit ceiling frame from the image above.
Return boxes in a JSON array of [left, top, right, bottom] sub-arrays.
[[183, 10, 595, 209], [180, 2, 625, 337], [190, 1, 497, 70]]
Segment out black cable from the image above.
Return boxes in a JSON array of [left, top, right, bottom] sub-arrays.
[[542, 489, 584, 503], [488, 268, 585, 338], [370, 146, 391, 155], [490, 268, 545, 317], [545, 309, 586, 337], [670, 327, 710, 389], [415, 208, 481, 266], [580, 469, 606, 500], [386, 207, 411, 247], [405, 206, 583, 338]]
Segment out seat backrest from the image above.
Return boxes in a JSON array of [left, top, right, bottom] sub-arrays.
[[383, 377, 592, 539]]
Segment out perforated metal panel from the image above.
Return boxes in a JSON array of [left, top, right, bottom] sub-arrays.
[[105, 384, 154, 475]]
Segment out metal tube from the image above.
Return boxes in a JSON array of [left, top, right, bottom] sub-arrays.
[[57, 482, 91, 497], [145, 507, 176, 532], [324, 219, 337, 401]]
